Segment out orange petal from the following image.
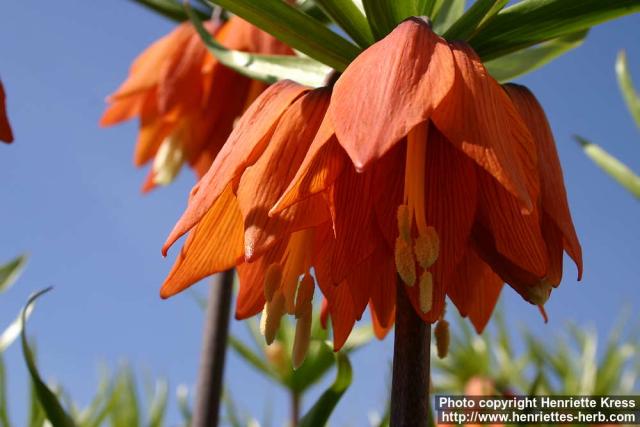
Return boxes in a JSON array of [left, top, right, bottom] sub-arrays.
[[473, 165, 548, 281], [448, 249, 504, 333], [108, 23, 195, 101], [235, 238, 288, 319], [404, 125, 478, 323], [329, 18, 455, 171], [162, 80, 308, 256], [221, 16, 294, 56], [365, 247, 397, 330], [373, 143, 405, 250], [160, 185, 244, 298], [431, 42, 537, 211], [236, 88, 332, 260], [100, 93, 147, 127], [271, 114, 346, 215], [505, 84, 582, 280], [0, 80, 13, 143], [370, 304, 395, 339]]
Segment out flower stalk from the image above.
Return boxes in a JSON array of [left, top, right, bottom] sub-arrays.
[[391, 281, 431, 427], [192, 269, 235, 427]]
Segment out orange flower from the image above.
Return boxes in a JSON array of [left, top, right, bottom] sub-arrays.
[[0, 79, 14, 143], [101, 17, 292, 191], [161, 18, 582, 354]]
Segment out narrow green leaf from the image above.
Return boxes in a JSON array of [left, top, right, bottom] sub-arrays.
[[207, 0, 360, 71], [147, 380, 168, 427], [20, 288, 77, 427], [443, 0, 505, 41], [129, 0, 210, 22], [108, 367, 141, 427], [432, 0, 465, 35], [315, 0, 374, 47], [485, 31, 588, 82], [1, 302, 35, 352], [616, 50, 640, 129], [289, 340, 335, 393], [176, 385, 192, 426], [0, 354, 11, 427], [576, 136, 640, 199], [227, 336, 278, 381], [0, 254, 27, 294], [470, 0, 640, 61], [186, 4, 332, 87], [361, 1, 397, 40], [298, 352, 352, 427]]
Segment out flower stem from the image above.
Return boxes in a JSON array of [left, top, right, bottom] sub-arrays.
[[390, 283, 432, 427], [291, 391, 300, 427], [192, 270, 235, 427]]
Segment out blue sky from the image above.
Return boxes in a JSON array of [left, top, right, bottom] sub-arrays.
[[0, 1, 639, 425]]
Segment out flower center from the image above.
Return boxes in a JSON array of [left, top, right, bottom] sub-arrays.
[[395, 122, 440, 314]]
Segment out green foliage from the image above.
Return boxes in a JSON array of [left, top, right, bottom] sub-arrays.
[[0, 255, 27, 295], [485, 30, 588, 83], [129, 0, 211, 23], [432, 0, 466, 36], [576, 51, 640, 200], [186, 4, 331, 87], [314, 0, 374, 47]]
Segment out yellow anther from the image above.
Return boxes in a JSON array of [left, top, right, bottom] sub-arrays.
[[295, 274, 315, 318], [434, 319, 450, 359], [263, 263, 283, 302], [292, 306, 312, 369], [395, 237, 416, 286], [152, 135, 186, 186], [418, 271, 433, 313], [414, 226, 440, 269], [259, 303, 268, 336], [396, 204, 411, 241], [264, 291, 285, 345]]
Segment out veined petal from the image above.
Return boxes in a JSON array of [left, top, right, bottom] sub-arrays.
[[404, 125, 478, 322], [370, 305, 394, 339], [0, 80, 13, 143], [329, 18, 455, 171], [373, 144, 405, 250], [221, 16, 294, 56], [271, 114, 346, 215], [474, 166, 548, 280], [100, 93, 147, 127], [160, 185, 244, 298], [366, 247, 397, 330], [432, 42, 537, 211], [237, 88, 332, 260], [162, 80, 308, 256], [505, 84, 582, 280], [448, 249, 504, 333]]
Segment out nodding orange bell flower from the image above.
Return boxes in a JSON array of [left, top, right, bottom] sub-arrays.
[[161, 18, 582, 353], [100, 17, 292, 192], [0, 80, 14, 143]]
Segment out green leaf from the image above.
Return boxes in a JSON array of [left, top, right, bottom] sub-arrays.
[[108, 367, 141, 427], [576, 136, 640, 199], [443, 0, 507, 41], [0, 354, 11, 427], [129, 0, 210, 22], [362, 0, 438, 40], [485, 30, 588, 82], [470, 0, 640, 61], [1, 302, 35, 352], [176, 385, 192, 426], [432, 0, 465, 35], [298, 351, 352, 427], [186, 4, 332, 87], [147, 380, 168, 427], [227, 336, 278, 380], [0, 254, 27, 294], [207, 0, 360, 71], [315, 0, 374, 47], [20, 287, 77, 427], [616, 50, 640, 129]]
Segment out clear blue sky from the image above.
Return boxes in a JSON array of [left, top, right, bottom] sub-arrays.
[[0, 1, 639, 425]]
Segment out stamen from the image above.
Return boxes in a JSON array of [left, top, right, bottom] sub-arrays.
[[152, 133, 186, 186], [414, 226, 440, 269], [295, 274, 315, 318], [397, 205, 411, 242], [264, 263, 283, 302], [264, 290, 285, 345], [280, 229, 315, 314], [434, 319, 450, 359], [292, 306, 312, 369], [259, 303, 268, 336], [404, 123, 429, 235], [395, 237, 416, 286], [418, 271, 433, 313]]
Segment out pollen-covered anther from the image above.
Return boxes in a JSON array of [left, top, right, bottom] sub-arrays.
[[396, 204, 411, 242], [434, 319, 450, 359], [264, 290, 286, 345], [263, 263, 283, 302], [414, 226, 440, 269], [294, 274, 315, 318], [151, 134, 186, 186], [395, 237, 416, 286], [418, 270, 433, 313], [292, 305, 312, 369]]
